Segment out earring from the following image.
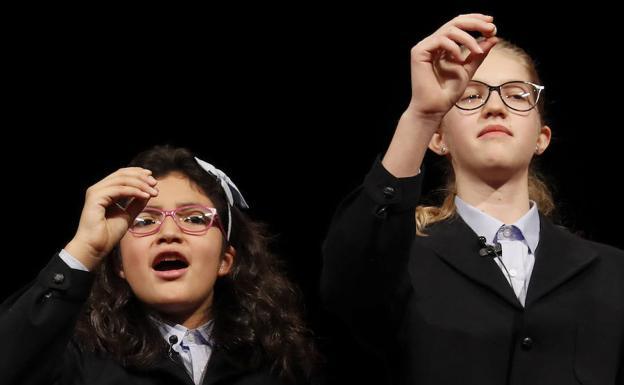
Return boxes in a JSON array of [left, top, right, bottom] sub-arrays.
[[441, 146, 447, 154], [535, 145, 540, 154]]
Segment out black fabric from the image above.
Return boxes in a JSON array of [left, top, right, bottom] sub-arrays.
[[321, 157, 624, 385], [0, 255, 282, 385]]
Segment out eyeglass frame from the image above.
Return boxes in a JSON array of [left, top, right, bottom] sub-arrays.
[[454, 80, 544, 112], [127, 204, 225, 237]]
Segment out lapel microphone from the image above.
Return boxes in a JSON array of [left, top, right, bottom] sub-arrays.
[[478, 236, 502, 258], [477, 236, 513, 287], [168, 335, 179, 360]]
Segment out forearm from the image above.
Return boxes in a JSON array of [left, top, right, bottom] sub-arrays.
[[321, 157, 423, 347], [382, 107, 441, 178]]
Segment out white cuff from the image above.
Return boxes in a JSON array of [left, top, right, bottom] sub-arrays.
[[59, 249, 90, 272]]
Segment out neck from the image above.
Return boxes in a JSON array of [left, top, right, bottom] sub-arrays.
[[157, 298, 213, 330], [455, 167, 531, 224]]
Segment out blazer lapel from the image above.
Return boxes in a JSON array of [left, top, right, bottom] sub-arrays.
[[418, 216, 523, 309], [203, 349, 249, 385], [524, 216, 598, 307], [145, 353, 194, 385]]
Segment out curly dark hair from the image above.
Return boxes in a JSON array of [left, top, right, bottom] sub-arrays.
[[74, 145, 319, 383]]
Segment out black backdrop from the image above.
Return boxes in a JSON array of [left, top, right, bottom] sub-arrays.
[[4, 2, 623, 383]]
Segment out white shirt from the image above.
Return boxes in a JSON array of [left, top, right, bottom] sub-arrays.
[[152, 317, 215, 385], [454, 196, 540, 306]]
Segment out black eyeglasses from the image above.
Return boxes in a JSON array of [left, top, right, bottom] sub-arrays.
[[455, 80, 544, 112]]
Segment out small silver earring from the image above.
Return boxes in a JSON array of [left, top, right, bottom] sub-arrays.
[[535, 145, 540, 154], [441, 146, 447, 154]]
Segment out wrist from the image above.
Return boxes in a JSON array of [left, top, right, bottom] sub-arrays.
[[402, 105, 445, 131], [64, 238, 105, 271]]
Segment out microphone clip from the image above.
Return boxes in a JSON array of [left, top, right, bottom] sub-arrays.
[[478, 236, 502, 258], [168, 335, 180, 360]]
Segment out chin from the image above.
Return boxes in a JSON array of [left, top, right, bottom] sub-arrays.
[[148, 298, 198, 315], [477, 152, 518, 169], [139, 289, 190, 307], [482, 161, 514, 171], [149, 290, 212, 312]]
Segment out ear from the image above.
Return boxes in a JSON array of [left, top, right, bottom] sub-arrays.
[[117, 259, 126, 279], [218, 245, 236, 276], [535, 125, 552, 155], [428, 131, 447, 155], [113, 248, 126, 279]]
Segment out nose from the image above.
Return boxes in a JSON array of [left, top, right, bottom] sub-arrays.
[[480, 89, 508, 119], [157, 214, 183, 243]]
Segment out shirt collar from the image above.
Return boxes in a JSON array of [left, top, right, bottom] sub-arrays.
[[454, 195, 540, 253], [150, 316, 215, 347]]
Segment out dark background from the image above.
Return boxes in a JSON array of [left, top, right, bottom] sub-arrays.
[[4, 2, 622, 383]]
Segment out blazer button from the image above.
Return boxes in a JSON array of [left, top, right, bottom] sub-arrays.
[[53, 273, 65, 284], [382, 186, 395, 199], [375, 205, 388, 217], [521, 337, 533, 350]]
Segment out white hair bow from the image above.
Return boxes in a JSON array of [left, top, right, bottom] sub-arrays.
[[194, 157, 249, 240]]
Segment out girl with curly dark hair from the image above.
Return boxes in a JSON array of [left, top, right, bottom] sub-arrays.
[[1, 145, 318, 385]]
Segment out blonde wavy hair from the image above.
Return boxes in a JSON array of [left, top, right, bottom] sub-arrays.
[[415, 39, 554, 235]]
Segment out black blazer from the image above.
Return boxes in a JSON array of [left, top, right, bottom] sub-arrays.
[[0, 255, 282, 385], [321, 158, 624, 385]]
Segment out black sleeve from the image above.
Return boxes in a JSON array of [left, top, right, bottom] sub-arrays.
[[0, 254, 94, 385], [320, 156, 423, 351]]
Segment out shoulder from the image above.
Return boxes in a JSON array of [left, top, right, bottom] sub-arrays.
[[583, 237, 624, 263], [549, 221, 624, 265], [415, 214, 469, 239], [551, 221, 622, 252]]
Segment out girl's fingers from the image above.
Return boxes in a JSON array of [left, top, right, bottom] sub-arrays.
[[96, 185, 154, 205], [444, 16, 496, 36], [97, 175, 159, 196], [436, 36, 464, 62], [464, 36, 500, 75], [446, 26, 484, 56], [483, 23, 497, 38], [449, 14, 495, 29], [101, 167, 154, 184], [477, 36, 499, 53], [455, 13, 494, 22], [417, 16, 496, 64]]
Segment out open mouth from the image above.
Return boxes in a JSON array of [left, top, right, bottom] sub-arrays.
[[153, 258, 189, 271], [152, 252, 190, 273]]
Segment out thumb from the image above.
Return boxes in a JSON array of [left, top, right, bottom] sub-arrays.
[[463, 37, 499, 78], [124, 197, 150, 224]]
